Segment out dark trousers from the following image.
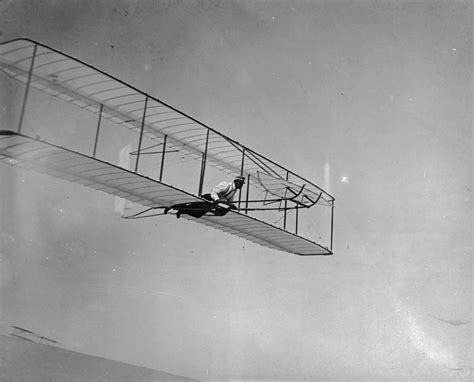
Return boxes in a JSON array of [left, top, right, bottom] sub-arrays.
[[168, 195, 235, 219]]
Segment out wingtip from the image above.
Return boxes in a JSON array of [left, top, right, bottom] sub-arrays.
[[296, 250, 333, 256], [0, 130, 18, 136]]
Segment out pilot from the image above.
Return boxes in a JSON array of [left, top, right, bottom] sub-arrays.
[[206, 175, 246, 205], [167, 175, 246, 219]]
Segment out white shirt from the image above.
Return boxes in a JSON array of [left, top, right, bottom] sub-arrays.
[[211, 181, 237, 202]]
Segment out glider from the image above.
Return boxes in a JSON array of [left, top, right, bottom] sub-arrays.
[[0, 38, 335, 256]]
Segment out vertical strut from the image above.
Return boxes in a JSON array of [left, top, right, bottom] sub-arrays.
[[159, 135, 167, 181], [92, 104, 103, 157], [245, 174, 250, 214], [295, 206, 299, 235], [18, 44, 38, 134], [283, 172, 289, 230], [198, 130, 210, 195], [330, 200, 335, 251], [238, 148, 245, 208], [134, 96, 148, 172]]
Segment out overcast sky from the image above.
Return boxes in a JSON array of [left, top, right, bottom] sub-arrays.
[[0, 1, 472, 380]]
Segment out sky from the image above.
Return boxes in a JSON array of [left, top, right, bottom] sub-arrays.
[[0, 0, 472, 380]]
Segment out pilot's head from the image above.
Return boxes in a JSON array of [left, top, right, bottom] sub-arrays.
[[234, 175, 245, 189]]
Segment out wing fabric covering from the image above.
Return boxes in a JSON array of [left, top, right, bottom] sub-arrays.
[[0, 131, 331, 255], [0, 131, 199, 207], [0, 38, 333, 207]]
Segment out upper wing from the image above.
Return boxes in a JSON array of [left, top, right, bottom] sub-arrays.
[[0, 130, 331, 256], [0, 38, 333, 206]]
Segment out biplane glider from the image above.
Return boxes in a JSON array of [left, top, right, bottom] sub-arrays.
[[0, 38, 335, 256]]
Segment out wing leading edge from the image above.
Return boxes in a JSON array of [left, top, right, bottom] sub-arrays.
[[0, 130, 331, 256]]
